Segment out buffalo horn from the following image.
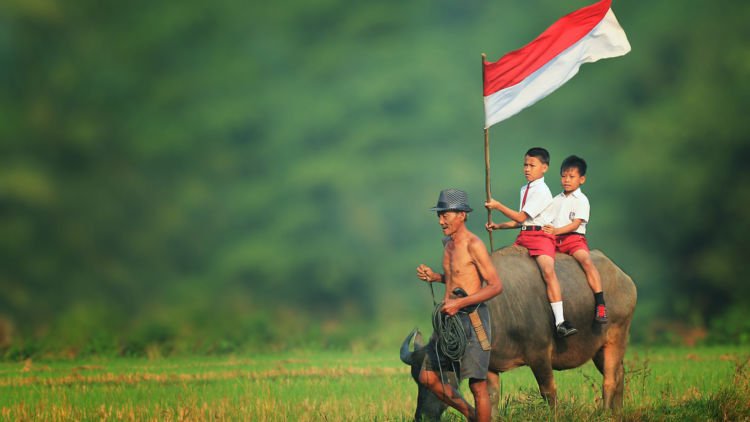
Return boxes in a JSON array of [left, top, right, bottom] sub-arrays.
[[400, 328, 419, 365]]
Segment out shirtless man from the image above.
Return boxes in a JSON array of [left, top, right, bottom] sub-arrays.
[[415, 188, 503, 422]]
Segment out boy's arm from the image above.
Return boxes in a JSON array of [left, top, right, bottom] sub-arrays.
[[485, 198, 528, 223], [543, 219, 583, 235], [486, 220, 521, 231]]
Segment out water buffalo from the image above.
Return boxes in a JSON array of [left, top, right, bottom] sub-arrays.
[[400, 245, 637, 421]]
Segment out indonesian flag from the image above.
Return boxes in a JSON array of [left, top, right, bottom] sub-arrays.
[[483, 0, 631, 129]]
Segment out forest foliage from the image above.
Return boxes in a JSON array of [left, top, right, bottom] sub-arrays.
[[1, 0, 749, 357]]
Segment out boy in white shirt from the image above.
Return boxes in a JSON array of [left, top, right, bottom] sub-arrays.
[[485, 147, 577, 338], [543, 155, 607, 323]]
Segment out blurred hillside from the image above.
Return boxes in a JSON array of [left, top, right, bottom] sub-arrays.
[[1, 0, 749, 357]]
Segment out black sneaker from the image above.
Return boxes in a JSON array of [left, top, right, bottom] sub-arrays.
[[556, 321, 578, 338], [595, 304, 608, 324]]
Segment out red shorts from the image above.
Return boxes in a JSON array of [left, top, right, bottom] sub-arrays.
[[555, 233, 589, 255], [515, 230, 556, 258]]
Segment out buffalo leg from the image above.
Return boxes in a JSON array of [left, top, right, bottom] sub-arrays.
[[529, 361, 557, 406], [593, 337, 626, 409], [612, 358, 625, 408], [486, 371, 500, 421]]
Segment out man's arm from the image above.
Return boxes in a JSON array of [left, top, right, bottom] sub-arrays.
[[416, 264, 444, 283], [485, 198, 527, 224], [543, 219, 583, 235]]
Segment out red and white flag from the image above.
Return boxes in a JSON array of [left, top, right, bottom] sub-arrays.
[[483, 0, 630, 129]]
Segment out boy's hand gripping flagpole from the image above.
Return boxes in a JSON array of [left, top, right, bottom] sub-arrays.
[[482, 53, 494, 252]]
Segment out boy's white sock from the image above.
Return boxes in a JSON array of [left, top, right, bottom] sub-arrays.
[[551, 301, 565, 326]]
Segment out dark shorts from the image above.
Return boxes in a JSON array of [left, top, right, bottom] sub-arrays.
[[515, 230, 556, 258], [422, 303, 491, 381], [556, 233, 589, 255]]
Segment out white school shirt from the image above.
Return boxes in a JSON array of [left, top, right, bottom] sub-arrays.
[[549, 188, 590, 235], [520, 178, 554, 227]]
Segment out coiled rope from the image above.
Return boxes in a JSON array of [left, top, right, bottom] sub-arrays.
[[431, 302, 467, 361]]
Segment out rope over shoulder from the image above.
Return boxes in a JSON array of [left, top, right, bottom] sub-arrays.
[[432, 302, 467, 361]]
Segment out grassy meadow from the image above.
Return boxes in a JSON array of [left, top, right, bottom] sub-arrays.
[[1, 346, 748, 421]]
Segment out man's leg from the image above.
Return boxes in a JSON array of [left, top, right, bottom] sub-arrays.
[[486, 372, 501, 421], [469, 378, 491, 422], [418, 368, 475, 419]]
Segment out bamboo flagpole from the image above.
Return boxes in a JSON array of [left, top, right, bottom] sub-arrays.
[[482, 53, 494, 252]]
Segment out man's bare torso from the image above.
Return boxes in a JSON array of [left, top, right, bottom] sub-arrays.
[[444, 233, 484, 297]]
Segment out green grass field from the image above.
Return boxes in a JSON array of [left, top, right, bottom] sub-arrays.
[[1, 346, 748, 421]]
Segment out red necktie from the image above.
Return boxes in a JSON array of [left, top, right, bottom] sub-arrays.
[[521, 182, 530, 208]]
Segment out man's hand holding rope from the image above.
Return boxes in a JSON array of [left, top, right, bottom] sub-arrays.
[[441, 298, 465, 316], [416, 264, 443, 283]]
